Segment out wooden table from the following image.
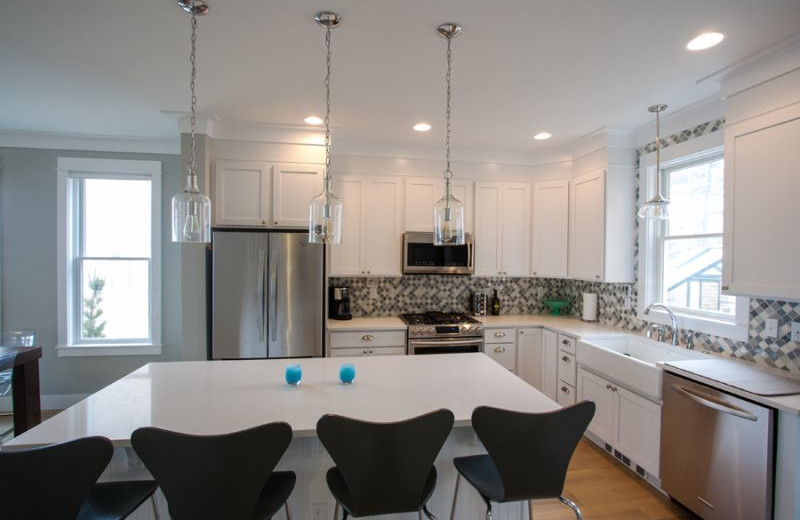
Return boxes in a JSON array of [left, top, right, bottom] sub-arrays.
[[0, 346, 42, 435]]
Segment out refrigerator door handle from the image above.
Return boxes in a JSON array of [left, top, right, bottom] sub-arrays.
[[269, 248, 278, 343], [257, 249, 266, 341]]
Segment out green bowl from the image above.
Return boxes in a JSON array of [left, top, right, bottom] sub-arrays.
[[543, 299, 570, 316]]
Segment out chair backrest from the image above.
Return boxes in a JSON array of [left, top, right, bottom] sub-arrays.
[[0, 436, 113, 520], [472, 401, 595, 502], [316, 409, 454, 516], [131, 422, 292, 520]]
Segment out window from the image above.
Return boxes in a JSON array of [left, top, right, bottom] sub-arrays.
[[57, 158, 162, 356], [639, 133, 748, 341]]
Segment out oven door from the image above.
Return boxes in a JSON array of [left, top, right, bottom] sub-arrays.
[[409, 337, 484, 355]]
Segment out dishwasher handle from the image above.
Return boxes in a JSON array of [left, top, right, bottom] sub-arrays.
[[672, 384, 758, 421]]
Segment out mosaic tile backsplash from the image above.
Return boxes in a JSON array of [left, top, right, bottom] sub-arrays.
[[330, 116, 799, 373]]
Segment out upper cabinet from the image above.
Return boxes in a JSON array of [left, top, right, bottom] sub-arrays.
[[568, 166, 634, 283], [213, 160, 323, 228], [329, 175, 403, 277], [474, 182, 531, 277], [531, 179, 569, 278], [404, 176, 473, 234], [722, 102, 800, 300]]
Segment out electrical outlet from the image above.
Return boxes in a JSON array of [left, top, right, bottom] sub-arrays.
[[792, 322, 800, 342], [623, 296, 633, 310], [765, 318, 778, 338], [311, 503, 327, 520], [536, 287, 545, 298], [369, 286, 378, 299]]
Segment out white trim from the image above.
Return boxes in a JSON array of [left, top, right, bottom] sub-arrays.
[[638, 133, 748, 342], [56, 344, 162, 357], [0, 393, 89, 412], [0, 131, 178, 155]]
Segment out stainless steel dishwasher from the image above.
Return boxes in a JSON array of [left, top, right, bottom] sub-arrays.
[[661, 372, 774, 520]]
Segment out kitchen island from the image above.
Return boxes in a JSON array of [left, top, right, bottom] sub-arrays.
[[4, 353, 559, 519]]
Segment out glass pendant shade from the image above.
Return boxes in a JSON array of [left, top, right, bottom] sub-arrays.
[[433, 190, 465, 246], [172, 173, 211, 242], [309, 179, 342, 244], [637, 191, 670, 220]]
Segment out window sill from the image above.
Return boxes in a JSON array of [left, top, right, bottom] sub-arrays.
[[636, 308, 748, 342], [56, 344, 162, 357]]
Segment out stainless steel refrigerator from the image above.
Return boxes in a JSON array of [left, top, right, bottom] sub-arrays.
[[210, 230, 324, 359]]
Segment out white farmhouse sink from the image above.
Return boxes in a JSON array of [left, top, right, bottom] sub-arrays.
[[577, 335, 707, 401]]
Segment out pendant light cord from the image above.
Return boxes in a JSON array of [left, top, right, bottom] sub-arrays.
[[324, 24, 333, 193], [654, 107, 661, 195], [443, 33, 453, 204], [188, 9, 198, 191]]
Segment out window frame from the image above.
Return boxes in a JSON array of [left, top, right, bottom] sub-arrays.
[[57, 157, 162, 356], [637, 132, 749, 341]]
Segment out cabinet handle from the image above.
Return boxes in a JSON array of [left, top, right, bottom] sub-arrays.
[[494, 331, 506, 338], [561, 386, 570, 394], [561, 356, 571, 363], [562, 339, 571, 346], [533, 271, 537, 275], [606, 384, 612, 390], [369, 350, 374, 355], [274, 221, 279, 225], [493, 346, 506, 353], [611, 386, 618, 392], [363, 350, 368, 355], [722, 285, 729, 291], [362, 334, 374, 341], [595, 276, 601, 280]]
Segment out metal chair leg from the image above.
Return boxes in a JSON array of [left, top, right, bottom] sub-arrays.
[[528, 499, 534, 520], [559, 496, 583, 520], [423, 504, 438, 520], [150, 495, 160, 520], [284, 501, 292, 520], [419, 511, 423, 520], [485, 503, 493, 520], [333, 502, 340, 520], [450, 473, 461, 520]]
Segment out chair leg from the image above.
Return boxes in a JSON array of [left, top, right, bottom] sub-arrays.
[[528, 500, 534, 520], [423, 503, 438, 520], [150, 495, 160, 520], [284, 501, 292, 520], [559, 496, 583, 520], [333, 502, 340, 520], [450, 473, 461, 520], [485, 502, 493, 520]]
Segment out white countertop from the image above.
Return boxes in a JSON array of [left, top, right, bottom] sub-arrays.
[[4, 353, 558, 450], [327, 316, 407, 330], [477, 314, 622, 337]]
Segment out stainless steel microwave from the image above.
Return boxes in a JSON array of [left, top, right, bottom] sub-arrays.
[[403, 232, 473, 274]]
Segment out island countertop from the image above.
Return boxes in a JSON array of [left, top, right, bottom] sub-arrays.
[[4, 353, 558, 450]]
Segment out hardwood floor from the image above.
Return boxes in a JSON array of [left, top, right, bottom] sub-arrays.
[[531, 439, 699, 520]]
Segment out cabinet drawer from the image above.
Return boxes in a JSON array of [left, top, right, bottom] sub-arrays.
[[329, 346, 406, 357], [558, 333, 576, 355], [485, 328, 516, 343], [557, 382, 576, 406], [558, 351, 576, 386], [485, 343, 517, 372], [329, 330, 406, 349]]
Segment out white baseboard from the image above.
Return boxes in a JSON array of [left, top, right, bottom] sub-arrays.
[[0, 393, 88, 412]]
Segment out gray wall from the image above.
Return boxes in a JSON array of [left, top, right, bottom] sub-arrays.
[[0, 145, 205, 398]]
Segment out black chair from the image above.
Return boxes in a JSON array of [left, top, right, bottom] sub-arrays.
[[0, 436, 158, 520], [131, 422, 295, 520], [316, 409, 455, 520], [450, 401, 596, 520]]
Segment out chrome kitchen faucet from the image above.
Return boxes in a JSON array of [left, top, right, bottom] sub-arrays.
[[643, 303, 679, 346]]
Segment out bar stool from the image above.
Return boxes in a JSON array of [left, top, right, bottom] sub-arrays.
[[317, 409, 455, 519], [0, 436, 158, 520], [131, 422, 295, 520], [450, 401, 595, 520]]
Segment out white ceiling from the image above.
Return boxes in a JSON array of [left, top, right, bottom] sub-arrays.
[[1, 0, 799, 152]]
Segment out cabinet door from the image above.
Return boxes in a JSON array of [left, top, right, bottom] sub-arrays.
[[541, 329, 559, 400], [616, 386, 661, 477], [577, 367, 615, 442], [500, 183, 531, 276], [557, 383, 577, 407], [271, 163, 324, 227], [474, 182, 502, 276], [517, 328, 542, 389], [451, 180, 473, 234], [213, 161, 271, 226], [329, 177, 366, 276], [723, 105, 800, 300], [485, 342, 517, 372], [569, 169, 605, 281], [557, 351, 576, 387], [531, 180, 569, 278], [365, 177, 403, 276], [404, 177, 440, 232], [329, 347, 371, 357]]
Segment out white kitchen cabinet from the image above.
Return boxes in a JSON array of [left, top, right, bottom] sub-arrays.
[[328, 329, 407, 357], [328, 346, 406, 357], [404, 177, 473, 233], [329, 175, 403, 276], [541, 329, 559, 401], [531, 179, 569, 278], [516, 328, 542, 389], [568, 167, 634, 283], [213, 160, 272, 226], [722, 102, 800, 300], [474, 182, 530, 276], [577, 367, 661, 477], [271, 163, 324, 227], [556, 333, 577, 406], [484, 327, 516, 373]]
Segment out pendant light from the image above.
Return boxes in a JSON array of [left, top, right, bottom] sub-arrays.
[[172, 0, 211, 243], [433, 23, 466, 246], [309, 11, 343, 244], [638, 104, 669, 220]]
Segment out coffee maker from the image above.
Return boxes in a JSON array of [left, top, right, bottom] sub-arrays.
[[329, 286, 353, 320]]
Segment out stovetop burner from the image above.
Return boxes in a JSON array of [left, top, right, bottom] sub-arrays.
[[401, 311, 481, 325], [401, 311, 483, 339]]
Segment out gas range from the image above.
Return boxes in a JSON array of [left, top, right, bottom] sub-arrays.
[[400, 311, 483, 339]]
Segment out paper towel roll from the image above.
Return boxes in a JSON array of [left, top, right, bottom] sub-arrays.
[[582, 292, 598, 322]]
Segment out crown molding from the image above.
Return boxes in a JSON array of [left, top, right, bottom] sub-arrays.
[[0, 130, 178, 154]]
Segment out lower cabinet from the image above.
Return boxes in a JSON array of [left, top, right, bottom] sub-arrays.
[[328, 329, 407, 357], [577, 367, 661, 477], [541, 329, 559, 400], [484, 328, 517, 373], [556, 333, 577, 406], [516, 328, 542, 389]]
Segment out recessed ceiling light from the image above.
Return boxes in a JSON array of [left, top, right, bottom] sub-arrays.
[[304, 116, 324, 125], [686, 32, 724, 51], [413, 123, 432, 132], [533, 132, 552, 141]]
